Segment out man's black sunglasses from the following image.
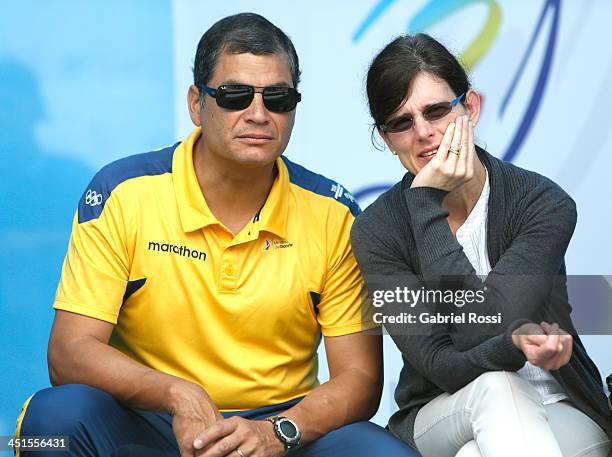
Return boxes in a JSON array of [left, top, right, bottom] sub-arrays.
[[201, 84, 301, 113]]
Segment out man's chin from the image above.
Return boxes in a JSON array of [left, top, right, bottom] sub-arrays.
[[230, 148, 281, 168]]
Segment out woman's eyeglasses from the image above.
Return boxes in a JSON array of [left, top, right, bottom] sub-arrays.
[[201, 84, 302, 113], [380, 92, 465, 133]]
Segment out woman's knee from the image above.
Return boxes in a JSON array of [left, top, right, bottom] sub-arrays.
[[473, 372, 537, 399], [19, 384, 119, 436], [469, 371, 544, 416], [455, 441, 482, 457]]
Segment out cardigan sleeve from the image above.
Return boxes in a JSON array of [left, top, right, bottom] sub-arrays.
[[404, 181, 577, 344], [350, 209, 528, 392], [389, 331, 527, 394]]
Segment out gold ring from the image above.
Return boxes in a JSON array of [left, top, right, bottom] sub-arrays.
[[236, 449, 245, 457], [449, 147, 460, 156]]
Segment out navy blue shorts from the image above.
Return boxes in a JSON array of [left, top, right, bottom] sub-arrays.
[[17, 384, 419, 456]]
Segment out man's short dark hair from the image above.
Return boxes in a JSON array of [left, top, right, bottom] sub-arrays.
[[193, 12, 301, 93]]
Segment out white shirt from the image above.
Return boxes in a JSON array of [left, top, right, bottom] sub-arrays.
[[455, 169, 568, 405]]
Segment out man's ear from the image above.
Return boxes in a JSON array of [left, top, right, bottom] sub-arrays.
[[464, 89, 481, 126], [187, 84, 202, 127]]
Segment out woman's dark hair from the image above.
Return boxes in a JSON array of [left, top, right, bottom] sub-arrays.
[[193, 12, 301, 93], [366, 33, 470, 131]]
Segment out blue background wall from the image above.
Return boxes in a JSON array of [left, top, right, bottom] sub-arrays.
[[0, 0, 175, 434]]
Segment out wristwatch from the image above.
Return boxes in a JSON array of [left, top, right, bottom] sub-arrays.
[[266, 416, 301, 450]]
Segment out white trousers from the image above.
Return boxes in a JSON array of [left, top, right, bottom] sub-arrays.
[[414, 372, 610, 457]]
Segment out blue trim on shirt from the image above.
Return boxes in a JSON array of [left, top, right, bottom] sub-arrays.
[[309, 291, 321, 316], [78, 143, 178, 223], [122, 278, 147, 305], [281, 156, 361, 217]]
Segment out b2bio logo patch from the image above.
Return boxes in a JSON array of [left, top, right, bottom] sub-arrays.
[[84, 189, 103, 207]]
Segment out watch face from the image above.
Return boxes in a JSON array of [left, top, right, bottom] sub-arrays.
[[273, 417, 300, 447], [279, 419, 297, 439]]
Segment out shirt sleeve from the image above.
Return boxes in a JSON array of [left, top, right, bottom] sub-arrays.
[[53, 189, 131, 324], [316, 205, 376, 337]]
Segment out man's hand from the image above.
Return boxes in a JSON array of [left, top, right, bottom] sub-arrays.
[[512, 321, 573, 370], [169, 381, 224, 457], [193, 417, 285, 457]]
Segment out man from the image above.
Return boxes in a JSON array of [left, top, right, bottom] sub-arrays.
[[15, 13, 414, 457]]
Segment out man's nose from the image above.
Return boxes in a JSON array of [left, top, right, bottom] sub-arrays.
[[243, 93, 271, 123]]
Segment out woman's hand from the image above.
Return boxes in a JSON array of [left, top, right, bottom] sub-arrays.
[[411, 115, 476, 191], [512, 322, 573, 370]]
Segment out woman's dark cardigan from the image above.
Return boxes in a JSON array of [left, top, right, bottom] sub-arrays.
[[351, 147, 610, 449]]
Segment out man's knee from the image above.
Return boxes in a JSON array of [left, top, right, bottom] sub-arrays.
[[298, 421, 419, 456], [19, 384, 118, 436]]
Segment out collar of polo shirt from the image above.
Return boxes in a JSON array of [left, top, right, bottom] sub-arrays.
[[173, 127, 289, 238]]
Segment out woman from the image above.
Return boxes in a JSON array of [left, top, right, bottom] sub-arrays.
[[351, 33, 611, 457]]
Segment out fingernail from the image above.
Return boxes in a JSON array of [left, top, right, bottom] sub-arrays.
[[194, 439, 203, 449]]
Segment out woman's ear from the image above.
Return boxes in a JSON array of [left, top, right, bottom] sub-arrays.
[[464, 89, 481, 126], [378, 127, 396, 154]]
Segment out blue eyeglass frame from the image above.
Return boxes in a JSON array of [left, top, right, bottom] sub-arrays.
[[381, 91, 466, 133], [450, 92, 466, 107]]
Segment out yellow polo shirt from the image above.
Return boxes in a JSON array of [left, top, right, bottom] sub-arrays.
[[53, 128, 372, 410]]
